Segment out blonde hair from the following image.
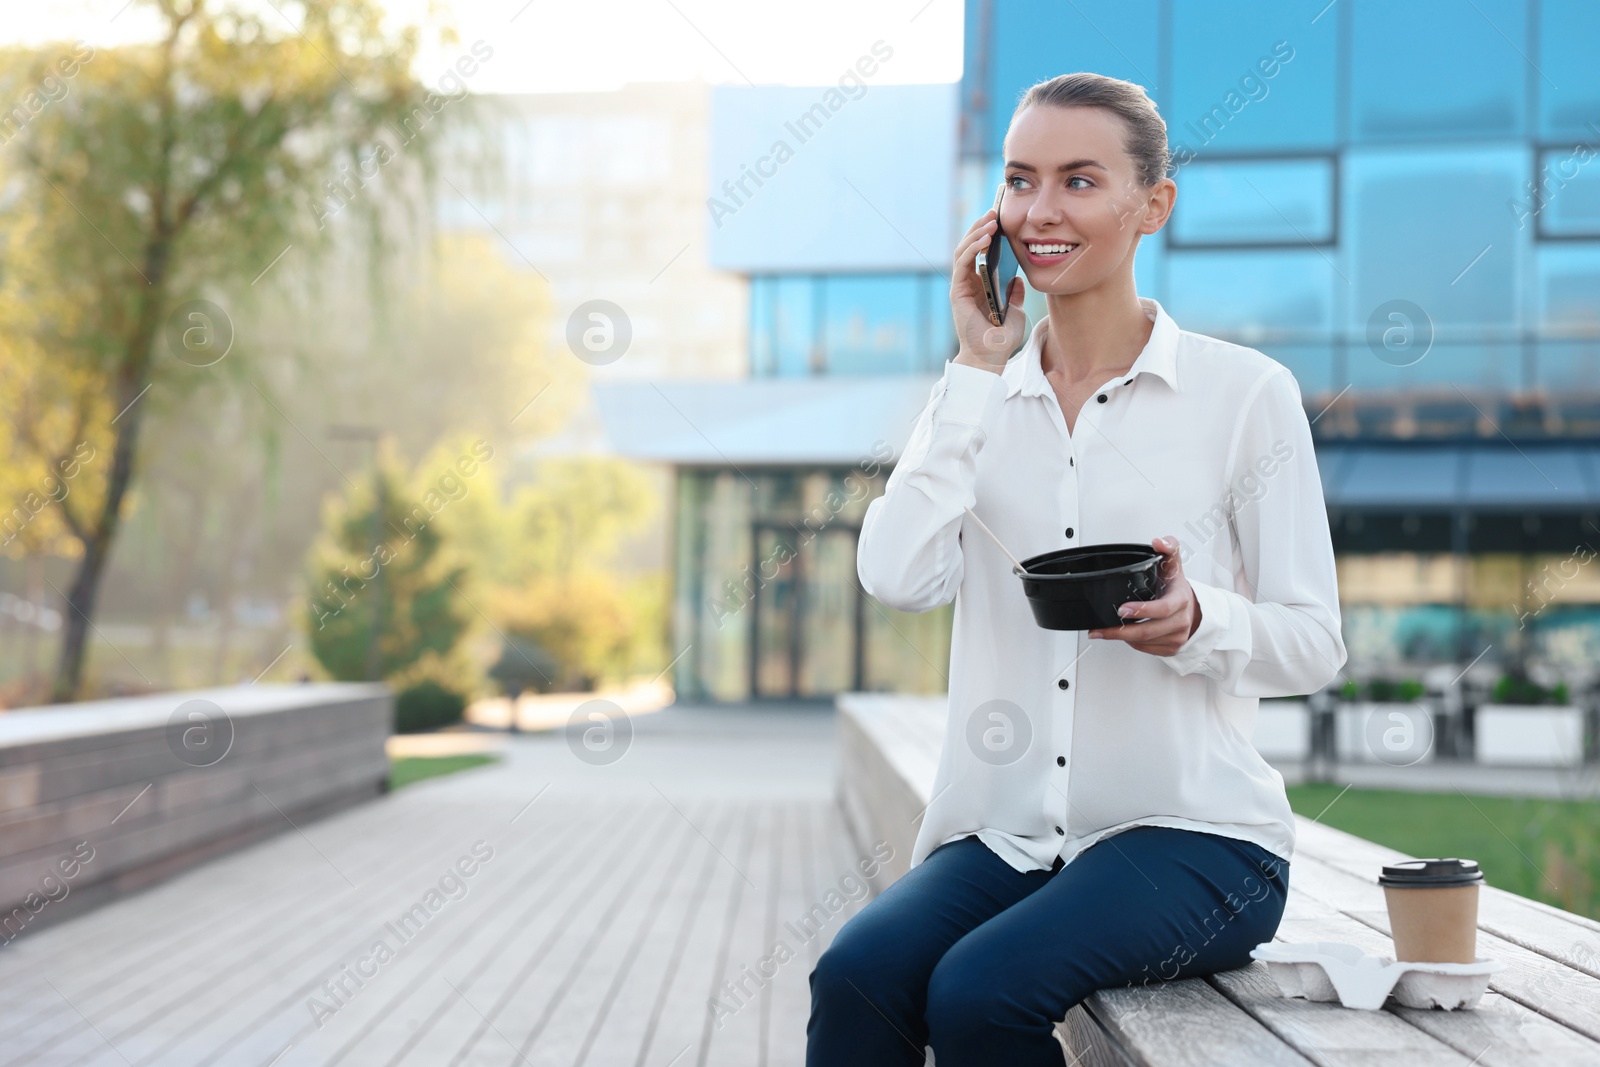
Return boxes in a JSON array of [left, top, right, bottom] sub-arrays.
[[1012, 73, 1171, 187]]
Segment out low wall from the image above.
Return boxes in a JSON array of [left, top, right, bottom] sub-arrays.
[[0, 683, 391, 942]]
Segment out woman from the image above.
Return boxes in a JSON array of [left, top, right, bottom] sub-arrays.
[[805, 72, 1346, 1065]]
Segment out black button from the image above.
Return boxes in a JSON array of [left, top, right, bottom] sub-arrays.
[[1055, 826, 1065, 835], [1057, 678, 1069, 690], [1096, 393, 1107, 403], [1069, 457, 1074, 466], [1056, 755, 1066, 766], [1064, 527, 1074, 538]]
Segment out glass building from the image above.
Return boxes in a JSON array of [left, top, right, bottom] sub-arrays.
[[598, 0, 1600, 700]]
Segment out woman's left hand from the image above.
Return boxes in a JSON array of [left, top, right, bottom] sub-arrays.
[[1088, 536, 1201, 656]]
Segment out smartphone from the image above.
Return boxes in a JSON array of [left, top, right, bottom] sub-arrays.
[[975, 183, 1020, 327]]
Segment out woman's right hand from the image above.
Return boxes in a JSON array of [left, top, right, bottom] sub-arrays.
[[949, 207, 1028, 374]]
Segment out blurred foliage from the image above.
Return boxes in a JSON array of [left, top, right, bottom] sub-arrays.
[[488, 573, 636, 693], [302, 439, 472, 683], [0, 0, 450, 699], [416, 443, 666, 693], [1491, 672, 1570, 705], [1341, 677, 1425, 701], [393, 678, 466, 734]]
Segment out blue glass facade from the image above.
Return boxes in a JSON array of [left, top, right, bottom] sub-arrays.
[[945, 0, 1600, 402], [748, 273, 955, 376], [754, 2, 1600, 392]]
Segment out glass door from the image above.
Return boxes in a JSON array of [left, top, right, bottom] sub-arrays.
[[750, 524, 862, 698], [751, 526, 801, 698]]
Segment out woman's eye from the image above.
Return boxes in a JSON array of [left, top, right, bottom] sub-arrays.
[[1067, 175, 1093, 190], [1006, 174, 1027, 190]]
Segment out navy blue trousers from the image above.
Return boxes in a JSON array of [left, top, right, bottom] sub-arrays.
[[806, 826, 1289, 1066]]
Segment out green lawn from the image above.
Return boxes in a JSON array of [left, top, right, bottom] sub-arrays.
[[388, 754, 499, 790], [1286, 783, 1600, 919]]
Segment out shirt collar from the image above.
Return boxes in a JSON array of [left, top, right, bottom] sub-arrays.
[[1003, 297, 1181, 399]]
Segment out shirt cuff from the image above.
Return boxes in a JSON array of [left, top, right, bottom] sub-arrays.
[[1163, 578, 1238, 678], [936, 362, 1007, 431]]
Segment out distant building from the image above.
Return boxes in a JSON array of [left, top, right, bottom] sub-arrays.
[[593, 1, 1600, 698]]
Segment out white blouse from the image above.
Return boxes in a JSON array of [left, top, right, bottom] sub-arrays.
[[857, 297, 1346, 875]]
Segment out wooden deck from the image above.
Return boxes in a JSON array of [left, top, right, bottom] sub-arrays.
[[838, 693, 1600, 1066], [0, 702, 862, 1067]]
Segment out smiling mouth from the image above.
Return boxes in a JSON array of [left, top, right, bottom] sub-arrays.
[[1024, 242, 1078, 260]]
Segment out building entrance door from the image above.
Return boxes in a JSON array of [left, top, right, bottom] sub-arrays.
[[749, 524, 863, 698]]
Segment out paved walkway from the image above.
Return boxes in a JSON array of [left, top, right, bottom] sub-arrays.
[[0, 702, 865, 1067]]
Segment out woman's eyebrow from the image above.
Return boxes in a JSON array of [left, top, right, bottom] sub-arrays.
[[1005, 159, 1108, 173]]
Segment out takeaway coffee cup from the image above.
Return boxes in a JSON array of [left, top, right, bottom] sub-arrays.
[[1377, 858, 1485, 964]]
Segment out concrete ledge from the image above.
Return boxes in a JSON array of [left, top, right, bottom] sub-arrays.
[[0, 683, 391, 943]]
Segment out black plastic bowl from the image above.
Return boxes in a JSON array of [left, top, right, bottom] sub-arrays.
[[1014, 543, 1168, 631]]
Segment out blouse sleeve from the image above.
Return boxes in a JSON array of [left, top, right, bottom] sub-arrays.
[[857, 362, 1007, 613], [1162, 366, 1347, 697]]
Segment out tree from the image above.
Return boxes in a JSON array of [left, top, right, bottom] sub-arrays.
[[303, 440, 472, 683], [421, 445, 667, 692], [0, 0, 444, 700]]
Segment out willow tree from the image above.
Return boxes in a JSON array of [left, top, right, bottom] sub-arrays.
[[0, 0, 446, 700]]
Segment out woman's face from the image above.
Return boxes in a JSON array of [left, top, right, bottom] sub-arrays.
[[999, 104, 1175, 297]]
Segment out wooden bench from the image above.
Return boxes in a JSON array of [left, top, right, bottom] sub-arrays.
[[835, 693, 1600, 1066], [0, 683, 390, 941]]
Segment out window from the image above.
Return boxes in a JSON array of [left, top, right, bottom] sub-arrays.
[[1535, 244, 1600, 389], [750, 273, 951, 376], [1538, 0, 1600, 141], [1169, 1, 1335, 156], [1346, 147, 1525, 335], [822, 276, 920, 375], [1538, 244, 1600, 333], [1168, 157, 1336, 247], [1351, 0, 1527, 141], [984, 0, 1160, 158], [771, 276, 817, 377], [1166, 249, 1336, 335], [1532, 146, 1600, 239]]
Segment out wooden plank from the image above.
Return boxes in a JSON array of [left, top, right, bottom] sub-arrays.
[[633, 802, 758, 1067], [1209, 962, 1473, 1066], [1395, 992, 1600, 1067], [1, 802, 474, 1066], [577, 801, 745, 1067], [704, 802, 780, 1067], [319, 801, 646, 1067], [389, 799, 683, 1066], [628, 802, 747, 1067], [525, 799, 710, 1065], [766, 802, 823, 1067], [54, 804, 489, 1063], [1072, 978, 1315, 1067], [178, 802, 593, 1067]]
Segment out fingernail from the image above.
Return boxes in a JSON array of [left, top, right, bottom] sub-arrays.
[[1117, 605, 1133, 617]]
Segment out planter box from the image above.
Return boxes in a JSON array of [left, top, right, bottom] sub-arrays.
[[1335, 702, 1436, 766], [1474, 704, 1584, 767], [1251, 700, 1311, 761]]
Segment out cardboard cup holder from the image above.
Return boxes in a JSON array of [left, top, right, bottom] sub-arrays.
[[1250, 941, 1502, 1011]]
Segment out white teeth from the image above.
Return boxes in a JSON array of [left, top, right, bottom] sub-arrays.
[[1027, 243, 1075, 255]]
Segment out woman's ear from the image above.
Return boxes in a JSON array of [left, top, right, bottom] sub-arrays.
[[1138, 178, 1177, 236]]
